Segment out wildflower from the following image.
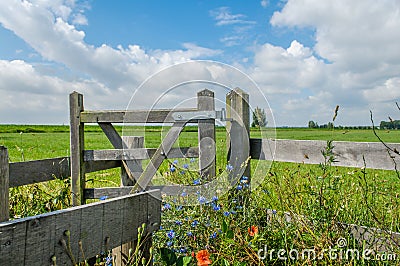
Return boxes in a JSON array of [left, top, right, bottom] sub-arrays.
[[190, 158, 196, 163], [198, 196, 206, 204], [167, 229, 175, 239], [212, 196, 218, 201], [163, 203, 172, 210], [210, 232, 217, 239], [236, 185, 243, 190], [193, 179, 201, 185], [191, 220, 199, 227], [183, 163, 189, 169], [170, 166, 176, 172], [212, 204, 221, 211], [173, 159, 179, 165], [187, 231, 193, 237], [176, 205, 183, 211], [175, 220, 183, 226], [105, 255, 112, 266], [241, 176, 248, 181], [196, 250, 212, 266], [167, 241, 173, 247], [99, 196, 108, 201], [248, 225, 259, 237], [223, 211, 230, 217], [179, 247, 187, 253], [226, 164, 233, 171], [181, 191, 187, 197], [272, 209, 277, 215], [180, 170, 186, 175]]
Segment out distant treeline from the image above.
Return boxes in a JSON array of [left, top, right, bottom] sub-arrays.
[[308, 120, 374, 129], [380, 120, 400, 129]]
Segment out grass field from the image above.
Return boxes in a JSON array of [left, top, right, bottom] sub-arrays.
[[1, 125, 400, 265]]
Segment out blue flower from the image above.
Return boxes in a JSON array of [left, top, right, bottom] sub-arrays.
[[163, 203, 172, 210], [223, 211, 230, 217], [181, 191, 187, 197], [175, 220, 183, 226], [167, 241, 173, 247], [167, 229, 175, 239], [106, 255, 112, 266], [226, 164, 233, 171], [179, 247, 187, 253], [236, 185, 243, 190], [173, 159, 179, 165], [183, 163, 189, 169], [272, 209, 277, 215], [191, 220, 199, 227], [180, 170, 186, 175], [176, 205, 183, 211], [187, 231, 193, 237], [212, 196, 218, 201], [210, 232, 217, 239], [198, 196, 206, 204], [241, 176, 248, 181], [170, 166, 176, 172], [213, 204, 221, 211], [99, 196, 108, 201], [190, 158, 196, 163], [230, 210, 237, 215], [193, 179, 201, 185]]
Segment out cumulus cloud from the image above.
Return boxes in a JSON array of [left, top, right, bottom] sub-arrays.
[[248, 0, 400, 125]]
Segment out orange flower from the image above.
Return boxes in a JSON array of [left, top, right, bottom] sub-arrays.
[[248, 225, 259, 236], [196, 249, 212, 266]]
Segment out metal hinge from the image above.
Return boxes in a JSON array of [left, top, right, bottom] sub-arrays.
[[172, 108, 229, 121]]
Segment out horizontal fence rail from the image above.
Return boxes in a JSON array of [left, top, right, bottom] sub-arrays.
[[250, 138, 400, 171], [0, 189, 160, 266]]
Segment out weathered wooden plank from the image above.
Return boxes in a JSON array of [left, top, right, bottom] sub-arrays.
[[85, 160, 121, 173], [0, 146, 9, 222], [85, 185, 191, 199], [0, 220, 26, 265], [24, 215, 56, 265], [0, 190, 160, 266], [226, 88, 251, 179], [70, 92, 85, 206], [197, 89, 216, 180], [121, 136, 144, 186], [9, 157, 70, 187], [340, 223, 400, 252], [84, 147, 199, 161], [80, 109, 196, 123], [133, 122, 187, 192], [250, 138, 400, 170]]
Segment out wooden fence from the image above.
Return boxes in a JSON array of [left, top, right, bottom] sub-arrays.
[[1, 88, 400, 265]]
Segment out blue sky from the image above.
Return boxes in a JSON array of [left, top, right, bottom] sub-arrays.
[[1, 0, 400, 126]]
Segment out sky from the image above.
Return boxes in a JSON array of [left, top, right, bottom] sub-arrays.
[[0, 0, 400, 127]]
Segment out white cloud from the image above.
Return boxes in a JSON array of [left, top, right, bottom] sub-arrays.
[[210, 7, 256, 26]]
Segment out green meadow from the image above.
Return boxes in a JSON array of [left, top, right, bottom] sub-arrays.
[[1, 125, 400, 265]]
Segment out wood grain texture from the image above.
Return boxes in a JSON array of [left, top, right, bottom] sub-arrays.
[[9, 157, 70, 187], [0, 190, 160, 266], [0, 146, 9, 222], [70, 92, 85, 206], [250, 138, 400, 170], [197, 89, 216, 180], [80, 109, 196, 123], [84, 147, 199, 161]]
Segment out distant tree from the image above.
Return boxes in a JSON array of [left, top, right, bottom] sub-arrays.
[[327, 122, 334, 129], [252, 107, 267, 128], [308, 120, 318, 128]]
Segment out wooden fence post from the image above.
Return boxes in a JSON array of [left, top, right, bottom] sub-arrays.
[[226, 88, 251, 180], [197, 89, 216, 180], [113, 136, 144, 265], [0, 146, 9, 222], [70, 92, 85, 206]]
